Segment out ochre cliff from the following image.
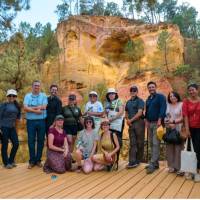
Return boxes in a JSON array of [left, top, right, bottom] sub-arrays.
[[42, 16, 184, 103]]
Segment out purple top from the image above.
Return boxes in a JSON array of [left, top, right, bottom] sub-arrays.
[[48, 127, 67, 148]]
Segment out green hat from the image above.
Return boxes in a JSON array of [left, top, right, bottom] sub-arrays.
[[54, 115, 64, 121]]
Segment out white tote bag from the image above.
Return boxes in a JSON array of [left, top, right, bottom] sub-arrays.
[[108, 99, 123, 132], [180, 138, 197, 174]]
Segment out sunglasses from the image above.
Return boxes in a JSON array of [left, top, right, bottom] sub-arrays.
[[86, 121, 93, 124], [108, 92, 116, 95], [102, 123, 110, 126], [8, 95, 17, 97], [130, 89, 137, 93], [89, 95, 97, 98]]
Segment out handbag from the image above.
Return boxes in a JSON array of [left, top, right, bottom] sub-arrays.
[[180, 138, 197, 174], [68, 106, 84, 131], [162, 128, 182, 144]]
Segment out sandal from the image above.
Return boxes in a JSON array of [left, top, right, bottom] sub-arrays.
[[76, 166, 82, 173]]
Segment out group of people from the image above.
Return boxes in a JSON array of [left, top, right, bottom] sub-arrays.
[[0, 80, 200, 181]]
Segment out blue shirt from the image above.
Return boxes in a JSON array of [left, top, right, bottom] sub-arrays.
[[145, 93, 167, 122], [23, 92, 48, 120]]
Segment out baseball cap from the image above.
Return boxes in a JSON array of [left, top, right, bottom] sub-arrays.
[[89, 91, 98, 97], [6, 89, 17, 97], [54, 115, 64, 121], [68, 94, 76, 100], [130, 85, 138, 92]]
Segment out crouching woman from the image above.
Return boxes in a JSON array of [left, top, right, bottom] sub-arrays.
[[43, 115, 72, 174], [74, 116, 99, 174], [92, 119, 120, 171]]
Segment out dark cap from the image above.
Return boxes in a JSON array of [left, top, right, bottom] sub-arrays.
[[54, 115, 64, 121], [130, 85, 138, 92], [68, 94, 76, 100]]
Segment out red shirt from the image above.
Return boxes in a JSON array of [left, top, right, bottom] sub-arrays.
[[48, 127, 67, 148], [182, 99, 200, 128]]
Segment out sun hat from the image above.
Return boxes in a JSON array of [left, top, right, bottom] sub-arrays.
[[107, 88, 117, 94], [6, 89, 17, 97]]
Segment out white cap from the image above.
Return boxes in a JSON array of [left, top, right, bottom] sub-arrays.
[[107, 88, 117, 94], [6, 89, 17, 96], [89, 91, 98, 96]]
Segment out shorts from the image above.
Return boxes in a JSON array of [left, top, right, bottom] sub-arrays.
[[64, 125, 78, 136]]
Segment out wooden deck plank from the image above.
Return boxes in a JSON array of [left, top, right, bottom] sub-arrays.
[[106, 169, 146, 198], [175, 180, 194, 199], [161, 176, 185, 198], [189, 183, 200, 198], [0, 172, 48, 198], [78, 168, 129, 198], [134, 168, 168, 199], [120, 168, 163, 198], [49, 172, 106, 198], [7, 172, 76, 198], [92, 166, 144, 199], [147, 173, 177, 199], [69, 165, 143, 199]]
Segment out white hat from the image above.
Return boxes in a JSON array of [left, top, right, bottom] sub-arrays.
[[6, 89, 17, 96], [89, 91, 98, 96], [107, 88, 117, 94]]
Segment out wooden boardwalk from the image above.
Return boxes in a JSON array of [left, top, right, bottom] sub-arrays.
[[0, 161, 199, 199]]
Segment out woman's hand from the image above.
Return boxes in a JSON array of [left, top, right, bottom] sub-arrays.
[[105, 152, 112, 162], [63, 149, 68, 157]]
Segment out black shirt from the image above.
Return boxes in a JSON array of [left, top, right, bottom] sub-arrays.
[[46, 96, 62, 128]]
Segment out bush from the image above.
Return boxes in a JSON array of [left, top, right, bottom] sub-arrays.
[[174, 64, 191, 76]]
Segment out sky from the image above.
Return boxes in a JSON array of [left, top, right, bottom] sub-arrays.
[[13, 0, 200, 30]]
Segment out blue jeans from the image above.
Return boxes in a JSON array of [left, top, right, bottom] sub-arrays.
[[27, 119, 46, 164], [1, 127, 19, 166]]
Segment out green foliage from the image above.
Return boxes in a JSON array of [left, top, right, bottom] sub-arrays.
[[104, 2, 122, 16], [124, 39, 144, 62], [55, 0, 70, 22], [157, 30, 172, 72], [172, 3, 198, 39], [92, 0, 105, 16], [127, 62, 144, 79], [0, 32, 40, 102], [173, 64, 191, 76]]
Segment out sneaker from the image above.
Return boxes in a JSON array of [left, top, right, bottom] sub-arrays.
[[36, 162, 43, 168], [146, 165, 157, 174], [168, 167, 175, 173], [28, 163, 35, 169], [126, 162, 139, 169], [176, 170, 184, 176], [194, 174, 200, 182], [5, 164, 13, 169], [185, 172, 193, 180], [11, 162, 17, 167]]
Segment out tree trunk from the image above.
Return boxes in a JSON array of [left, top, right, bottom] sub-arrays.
[[164, 43, 169, 72]]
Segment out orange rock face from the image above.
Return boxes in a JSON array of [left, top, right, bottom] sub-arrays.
[[42, 16, 184, 103]]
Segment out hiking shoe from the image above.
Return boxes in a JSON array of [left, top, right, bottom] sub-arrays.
[[36, 162, 43, 168], [11, 162, 17, 167], [126, 162, 139, 169], [28, 163, 35, 169], [5, 164, 13, 169], [146, 165, 157, 174]]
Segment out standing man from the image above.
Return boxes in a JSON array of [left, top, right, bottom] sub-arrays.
[[84, 91, 104, 135], [46, 84, 62, 135], [145, 81, 166, 174], [23, 80, 48, 169], [125, 86, 145, 168]]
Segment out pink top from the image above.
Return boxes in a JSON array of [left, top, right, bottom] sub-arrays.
[[182, 99, 200, 128], [48, 127, 67, 148]]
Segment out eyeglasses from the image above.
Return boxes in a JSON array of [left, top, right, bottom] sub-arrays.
[[108, 92, 115, 95], [8, 95, 17, 97], [86, 121, 93, 124]]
